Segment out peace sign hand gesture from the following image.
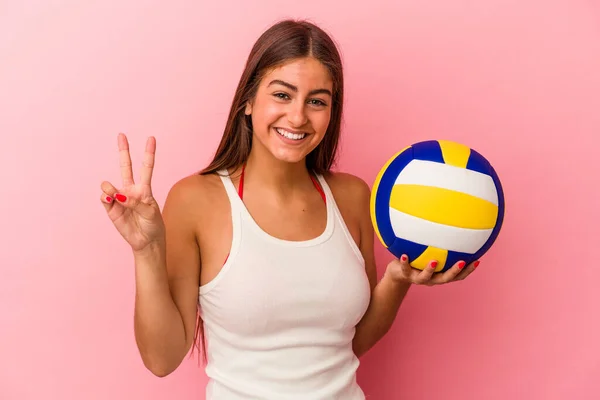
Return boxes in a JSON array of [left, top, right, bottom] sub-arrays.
[[100, 133, 165, 253]]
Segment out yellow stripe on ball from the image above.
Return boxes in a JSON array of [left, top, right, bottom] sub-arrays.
[[390, 184, 498, 229], [438, 140, 471, 168], [411, 246, 447, 271]]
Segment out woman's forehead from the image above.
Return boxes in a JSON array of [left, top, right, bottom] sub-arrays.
[[262, 58, 333, 90]]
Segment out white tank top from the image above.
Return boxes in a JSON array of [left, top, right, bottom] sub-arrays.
[[198, 169, 371, 400]]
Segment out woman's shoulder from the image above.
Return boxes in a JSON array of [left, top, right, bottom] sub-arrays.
[[321, 171, 371, 201], [321, 171, 371, 222], [164, 171, 229, 216], [320, 171, 373, 249]]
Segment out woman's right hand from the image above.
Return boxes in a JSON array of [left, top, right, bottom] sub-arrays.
[[100, 133, 165, 253]]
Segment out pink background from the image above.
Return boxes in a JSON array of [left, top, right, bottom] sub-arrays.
[[1, 1, 599, 399]]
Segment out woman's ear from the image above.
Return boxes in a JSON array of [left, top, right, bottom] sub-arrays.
[[244, 101, 253, 115]]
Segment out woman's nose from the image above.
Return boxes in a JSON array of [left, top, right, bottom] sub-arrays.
[[287, 102, 308, 128]]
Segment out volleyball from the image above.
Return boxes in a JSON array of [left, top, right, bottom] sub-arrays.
[[370, 140, 505, 272]]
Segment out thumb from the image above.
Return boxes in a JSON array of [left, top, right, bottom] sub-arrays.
[[398, 254, 412, 276], [114, 192, 159, 220], [110, 190, 148, 216], [100, 180, 124, 213], [110, 191, 140, 209]]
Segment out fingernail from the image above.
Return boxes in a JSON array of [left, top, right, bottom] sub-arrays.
[[458, 261, 466, 269], [115, 193, 127, 202], [105, 196, 113, 203], [474, 260, 480, 268], [401, 255, 407, 262], [431, 261, 438, 268]]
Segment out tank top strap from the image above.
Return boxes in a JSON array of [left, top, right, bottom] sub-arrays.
[[313, 173, 332, 201], [313, 173, 365, 264], [217, 169, 244, 213]]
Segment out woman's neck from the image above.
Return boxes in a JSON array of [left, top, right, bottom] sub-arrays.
[[242, 147, 314, 200]]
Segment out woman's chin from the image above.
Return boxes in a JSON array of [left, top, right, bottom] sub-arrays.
[[271, 151, 307, 165], [266, 141, 311, 164]]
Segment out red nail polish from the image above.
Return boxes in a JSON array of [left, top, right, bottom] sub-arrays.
[[115, 193, 127, 202], [401, 255, 407, 262], [458, 261, 466, 269], [474, 261, 480, 268], [431, 261, 438, 268], [106, 196, 112, 203]]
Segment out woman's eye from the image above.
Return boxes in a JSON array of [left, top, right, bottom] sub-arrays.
[[273, 93, 327, 107], [309, 99, 327, 107]]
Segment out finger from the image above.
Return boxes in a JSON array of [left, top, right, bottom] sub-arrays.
[[139, 136, 156, 187], [413, 260, 438, 285], [100, 181, 127, 221], [100, 180, 156, 220], [118, 133, 135, 187], [100, 181, 119, 197], [430, 260, 467, 285], [454, 260, 480, 281], [100, 181, 132, 207], [399, 254, 412, 277], [100, 191, 114, 212]]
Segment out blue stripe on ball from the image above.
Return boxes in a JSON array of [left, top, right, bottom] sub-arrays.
[[388, 237, 428, 263], [446, 249, 476, 271], [374, 147, 414, 248], [471, 163, 505, 262], [466, 148, 490, 174], [413, 140, 445, 163]]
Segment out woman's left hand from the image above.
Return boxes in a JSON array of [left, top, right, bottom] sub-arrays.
[[385, 254, 480, 286]]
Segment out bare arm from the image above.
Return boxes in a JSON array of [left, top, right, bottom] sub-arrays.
[[352, 267, 412, 357], [101, 134, 204, 377], [133, 177, 201, 377]]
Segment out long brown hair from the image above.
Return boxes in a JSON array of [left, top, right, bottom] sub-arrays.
[[192, 19, 345, 362]]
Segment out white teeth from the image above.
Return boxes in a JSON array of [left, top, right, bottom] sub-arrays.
[[276, 128, 306, 140]]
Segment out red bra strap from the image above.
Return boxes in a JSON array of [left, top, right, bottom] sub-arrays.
[[310, 174, 327, 204], [238, 163, 245, 198]]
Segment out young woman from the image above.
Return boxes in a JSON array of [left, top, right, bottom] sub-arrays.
[[100, 19, 478, 399]]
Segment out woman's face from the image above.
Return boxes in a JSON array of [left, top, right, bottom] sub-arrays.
[[245, 57, 333, 165]]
